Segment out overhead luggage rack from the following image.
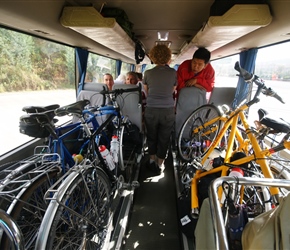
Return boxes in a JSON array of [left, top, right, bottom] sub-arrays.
[[175, 4, 272, 63], [60, 6, 150, 63]]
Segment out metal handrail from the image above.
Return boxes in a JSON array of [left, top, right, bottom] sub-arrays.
[[0, 209, 24, 250], [208, 176, 290, 250]]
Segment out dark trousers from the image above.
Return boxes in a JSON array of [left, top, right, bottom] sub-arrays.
[[144, 107, 175, 159]]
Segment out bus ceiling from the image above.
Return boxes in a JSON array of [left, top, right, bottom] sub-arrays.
[[0, 0, 289, 64]]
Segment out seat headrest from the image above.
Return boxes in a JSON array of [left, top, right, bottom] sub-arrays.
[[83, 82, 108, 92]]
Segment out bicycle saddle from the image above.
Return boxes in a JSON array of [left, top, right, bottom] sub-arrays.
[[258, 108, 290, 134], [20, 110, 56, 125], [55, 99, 90, 117], [22, 104, 60, 113]]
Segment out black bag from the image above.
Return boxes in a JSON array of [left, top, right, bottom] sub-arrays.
[[19, 120, 50, 138], [123, 123, 143, 153]]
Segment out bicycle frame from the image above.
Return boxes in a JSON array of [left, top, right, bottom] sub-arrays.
[[191, 61, 290, 215], [45, 105, 120, 173], [191, 102, 290, 213]]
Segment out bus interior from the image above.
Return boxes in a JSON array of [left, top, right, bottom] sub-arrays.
[[0, 0, 290, 249]]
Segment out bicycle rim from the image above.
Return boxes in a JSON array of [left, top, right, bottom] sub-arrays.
[[178, 104, 222, 161], [44, 166, 111, 250], [0, 168, 59, 250], [118, 125, 125, 171]]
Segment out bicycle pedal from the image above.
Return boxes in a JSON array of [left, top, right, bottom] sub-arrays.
[[119, 181, 140, 190], [131, 180, 140, 188]]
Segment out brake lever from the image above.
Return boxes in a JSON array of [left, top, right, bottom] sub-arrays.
[[262, 87, 285, 104]]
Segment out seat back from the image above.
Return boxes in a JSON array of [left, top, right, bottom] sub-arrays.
[[175, 87, 207, 137], [112, 84, 143, 132], [208, 86, 236, 108], [82, 82, 107, 92], [73, 83, 109, 124]]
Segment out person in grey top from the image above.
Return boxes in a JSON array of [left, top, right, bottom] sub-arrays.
[[143, 44, 177, 173]]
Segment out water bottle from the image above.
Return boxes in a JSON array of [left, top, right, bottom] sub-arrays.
[[110, 135, 119, 163], [203, 148, 223, 171], [99, 145, 115, 170], [229, 167, 244, 178]]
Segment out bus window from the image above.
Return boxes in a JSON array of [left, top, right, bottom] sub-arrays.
[[0, 28, 76, 155], [85, 53, 116, 83], [211, 54, 239, 88], [248, 41, 290, 125], [120, 62, 131, 76]]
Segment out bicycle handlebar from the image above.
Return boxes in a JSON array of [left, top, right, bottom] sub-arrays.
[[234, 61, 254, 82], [234, 61, 285, 104], [100, 85, 141, 106]]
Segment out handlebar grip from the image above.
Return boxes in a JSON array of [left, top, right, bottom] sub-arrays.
[[101, 86, 107, 106], [234, 61, 254, 81], [275, 94, 285, 104]]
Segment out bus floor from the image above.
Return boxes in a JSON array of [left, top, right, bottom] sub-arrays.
[[121, 150, 193, 250]]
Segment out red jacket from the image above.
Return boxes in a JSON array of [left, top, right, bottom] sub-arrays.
[[176, 59, 215, 98]]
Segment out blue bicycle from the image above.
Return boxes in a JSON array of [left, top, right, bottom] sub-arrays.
[[35, 86, 142, 250]]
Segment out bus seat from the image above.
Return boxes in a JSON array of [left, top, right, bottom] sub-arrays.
[[208, 86, 236, 108], [175, 87, 207, 137], [77, 83, 109, 107], [195, 198, 216, 249], [73, 83, 109, 124], [83, 82, 108, 92], [112, 84, 143, 133]]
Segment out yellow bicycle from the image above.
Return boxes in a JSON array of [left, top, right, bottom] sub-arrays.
[[177, 61, 290, 217]]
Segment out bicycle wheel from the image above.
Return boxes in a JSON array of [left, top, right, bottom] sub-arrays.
[[118, 123, 139, 182], [0, 167, 59, 250], [36, 165, 111, 250], [178, 104, 222, 161], [118, 124, 125, 171]]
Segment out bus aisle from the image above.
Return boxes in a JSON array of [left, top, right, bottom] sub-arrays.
[[122, 151, 182, 250]]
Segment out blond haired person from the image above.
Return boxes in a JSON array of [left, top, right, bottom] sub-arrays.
[[143, 44, 177, 173]]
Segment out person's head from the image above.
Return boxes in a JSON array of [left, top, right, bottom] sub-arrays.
[[125, 71, 138, 85], [103, 73, 114, 90], [191, 47, 211, 74], [136, 72, 143, 81], [149, 44, 171, 65]]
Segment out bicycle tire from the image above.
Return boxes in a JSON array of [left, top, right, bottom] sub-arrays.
[[178, 104, 222, 161], [36, 165, 111, 250], [118, 124, 138, 181], [118, 124, 125, 171], [0, 167, 60, 250]]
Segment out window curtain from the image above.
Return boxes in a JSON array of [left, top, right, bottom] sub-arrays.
[[75, 48, 88, 94], [141, 64, 147, 73], [232, 48, 258, 109], [116, 60, 122, 76]]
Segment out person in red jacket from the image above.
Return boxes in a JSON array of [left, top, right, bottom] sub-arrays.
[[175, 48, 215, 136], [176, 47, 215, 100]]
